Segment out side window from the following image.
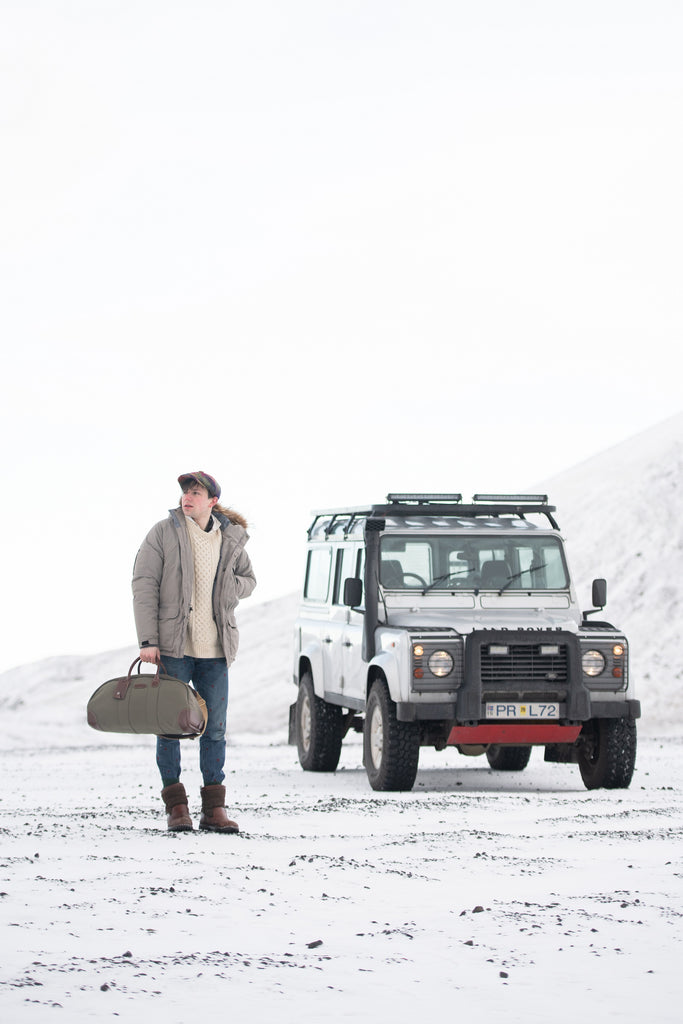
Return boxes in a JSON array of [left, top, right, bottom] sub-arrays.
[[333, 545, 358, 605], [356, 548, 365, 609], [335, 547, 367, 609], [304, 547, 332, 602]]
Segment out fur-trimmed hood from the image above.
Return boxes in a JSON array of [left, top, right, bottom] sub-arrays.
[[214, 505, 248, 529], [169, 505, 248, 531]]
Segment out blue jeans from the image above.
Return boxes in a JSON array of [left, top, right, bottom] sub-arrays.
[[156, 656, 229, 786]]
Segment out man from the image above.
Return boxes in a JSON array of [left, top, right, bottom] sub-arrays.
[[132, 471, 256, 833]]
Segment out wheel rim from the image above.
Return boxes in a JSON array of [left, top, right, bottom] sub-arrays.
[[300, 692, 312, 754], [369, 703, 384, 770]]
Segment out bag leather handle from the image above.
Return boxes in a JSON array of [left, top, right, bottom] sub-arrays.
[[114, 657, 168, 700]]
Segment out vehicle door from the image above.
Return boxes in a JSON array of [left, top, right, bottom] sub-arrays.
[[300, 544, 336, 695], [317, 542, 350, 698], [339, 545, 365, 703]]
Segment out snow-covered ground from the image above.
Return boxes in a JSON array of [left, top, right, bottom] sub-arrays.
[[1, 413, 682, 1020], [0, 735, 681, 1021]]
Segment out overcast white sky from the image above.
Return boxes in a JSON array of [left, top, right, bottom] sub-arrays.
[[1, 1, 682, 674]]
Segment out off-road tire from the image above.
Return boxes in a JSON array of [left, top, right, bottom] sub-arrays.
[[577, 717, 637, 790], [364, 679, 420, 792], [486, 745, 532, 771], [296, 673, 343, 772]]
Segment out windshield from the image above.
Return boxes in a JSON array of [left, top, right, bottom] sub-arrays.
[[379, 534, 569, 592]]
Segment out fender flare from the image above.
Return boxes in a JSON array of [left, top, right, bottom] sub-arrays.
[[298, 642, 325, 698], [367, 650, 402, 704]]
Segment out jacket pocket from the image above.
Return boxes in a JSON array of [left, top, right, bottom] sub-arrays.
[[221, 619, 239, 664]]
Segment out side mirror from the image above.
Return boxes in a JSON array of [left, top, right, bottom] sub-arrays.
[[592, 578, 607, 609], [583, 578, 607, 620], [343, 577, 363, 608]]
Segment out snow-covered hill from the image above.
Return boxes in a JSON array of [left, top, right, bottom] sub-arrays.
[[0, 593, 299, 749], [536, 410, 683, 733], [1, 412, 681, 743]]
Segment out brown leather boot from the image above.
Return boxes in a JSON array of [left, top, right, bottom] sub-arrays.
[[199, 784, 239, 833], [161, 782, 193, 832]]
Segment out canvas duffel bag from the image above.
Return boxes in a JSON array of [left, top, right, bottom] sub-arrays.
[[87, 658, 207, 739]]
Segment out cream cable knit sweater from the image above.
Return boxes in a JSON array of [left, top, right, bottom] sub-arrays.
[[183, 514, 224, 658]]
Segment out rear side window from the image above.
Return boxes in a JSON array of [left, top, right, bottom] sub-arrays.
[[304, 547, 332, 602]]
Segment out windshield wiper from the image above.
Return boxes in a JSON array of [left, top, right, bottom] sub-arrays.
[[422, 566, 476, 595], [497, 563, 548, 595]]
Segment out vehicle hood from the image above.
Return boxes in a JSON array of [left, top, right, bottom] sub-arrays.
[[386, 605, 581, 635]]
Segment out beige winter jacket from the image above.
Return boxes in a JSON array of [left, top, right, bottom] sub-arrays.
[[132, 507, 256, 665]]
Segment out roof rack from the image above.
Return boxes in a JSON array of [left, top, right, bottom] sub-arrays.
[[308, 493, 559, 535]]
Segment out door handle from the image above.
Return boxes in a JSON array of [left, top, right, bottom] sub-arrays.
[[323, 637, 334, 644], [343, 641, 353, 647]]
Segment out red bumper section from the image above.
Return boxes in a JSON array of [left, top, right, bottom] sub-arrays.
[[447, 724, 582, 746]]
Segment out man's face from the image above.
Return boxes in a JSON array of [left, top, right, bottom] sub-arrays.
[[181, 483, 217, 521]]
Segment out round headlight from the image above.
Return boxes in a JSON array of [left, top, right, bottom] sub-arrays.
[[582, 650, 606, 677], [428, 650, 454, 677]]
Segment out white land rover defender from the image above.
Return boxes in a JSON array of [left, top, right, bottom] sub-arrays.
[[290, 493, 640, 792]]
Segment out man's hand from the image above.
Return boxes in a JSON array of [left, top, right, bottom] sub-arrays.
[[140, 646, 161, 664]]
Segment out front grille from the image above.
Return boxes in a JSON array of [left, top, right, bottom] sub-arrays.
[[480, 643, 569, 685]]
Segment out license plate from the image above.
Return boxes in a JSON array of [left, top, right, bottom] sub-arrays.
[[485, 702, 559, 720]]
